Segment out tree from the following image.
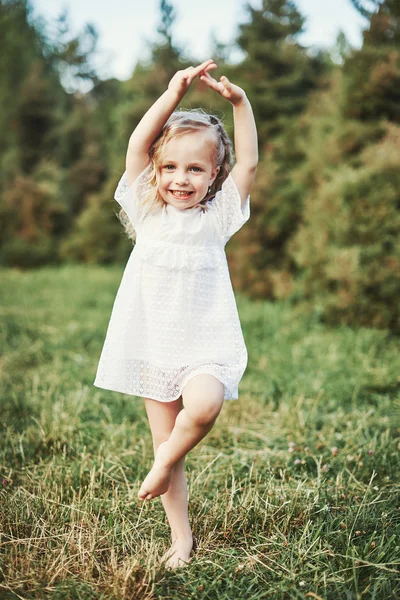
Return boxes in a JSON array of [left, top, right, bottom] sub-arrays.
[[226, 0, 327, 299], [236, 0, 325, 144], [0, 0, 106, 267], [343, 0, 400, 121], [288, 120, 400, 332], [61, 0, 188, 264]]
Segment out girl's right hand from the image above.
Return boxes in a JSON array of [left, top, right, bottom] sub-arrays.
[[199, 72, 246, 106], [168, 59, 217, 96]]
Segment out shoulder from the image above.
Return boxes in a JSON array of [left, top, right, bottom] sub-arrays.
[[115, 163, 153, 203], [208, 173, 242, 206], [205, 172, 250, 240]]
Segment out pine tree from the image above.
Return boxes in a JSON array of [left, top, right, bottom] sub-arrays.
[[0, 1, 105, 267], [343, 0, 400, 121], [60, 0, 187, 264], [227, 0, 327, 298], [285, 1, 400, 333], [236, 0, 325, 144]]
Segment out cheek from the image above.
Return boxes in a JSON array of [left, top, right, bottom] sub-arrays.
[[158, 172, 169, 188], [198, 174, 210, 187]]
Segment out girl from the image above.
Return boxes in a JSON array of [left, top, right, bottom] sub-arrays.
[[93, 59, 258, 569]]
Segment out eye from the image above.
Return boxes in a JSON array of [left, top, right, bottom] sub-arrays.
[[190, 166, 202, 172], [163, 164, 175, 170]]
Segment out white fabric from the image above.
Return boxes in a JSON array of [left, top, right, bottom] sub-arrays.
[[93, 164, 250, 402]]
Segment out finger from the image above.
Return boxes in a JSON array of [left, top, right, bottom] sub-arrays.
[[200, 71, 218, 83], [197, 58, 216, 70], [196, 64, 217, 84], [202, 70, 222, 83], [187, 66, 214, 87], [202, 63, 217, 77], [192, 59, 217, 77], [200, 76, 222, 92], [182, 64, 199, 82], [220, 75, 231, 87], [200, 74, 225, 93], [200, 72, 219, 88]]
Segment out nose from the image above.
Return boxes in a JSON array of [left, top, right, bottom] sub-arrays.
[[174, 170, 189, 186]]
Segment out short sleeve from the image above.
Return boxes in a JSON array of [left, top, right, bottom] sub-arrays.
[[211, 174, 250, 241], [114, 164, 153, 229]]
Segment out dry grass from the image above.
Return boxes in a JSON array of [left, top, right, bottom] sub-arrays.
[[0, 264, 399, 599]]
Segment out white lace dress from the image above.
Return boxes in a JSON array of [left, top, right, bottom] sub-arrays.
[[93, 164, 250, 402]]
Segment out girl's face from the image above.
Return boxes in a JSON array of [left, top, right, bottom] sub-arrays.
[[157, 131, 220, 210]]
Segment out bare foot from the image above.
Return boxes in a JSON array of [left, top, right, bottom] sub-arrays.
[[160, 539, 178, 564], [160, 535, 194, 570], [138, 441, 174, 501]]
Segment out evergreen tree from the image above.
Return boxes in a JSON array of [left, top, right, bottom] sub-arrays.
[[343, 0, 400, 121], [117, 0, 184, 147], [49, 9, 99, 93], [0, 0, 105, 267], [227, 0, 327, 298], [236, 0, 325, 144], [285, 11, 400, 334], [60, 0, 187, 264]]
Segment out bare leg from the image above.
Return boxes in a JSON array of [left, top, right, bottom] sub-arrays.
[[142, 396, 193, 568], [140, 375, 225, 569], [157, 457, 194, 569], [138, 375, 224, 499]]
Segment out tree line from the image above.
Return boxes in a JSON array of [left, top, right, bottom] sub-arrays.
[[1, 0, 399, 332]]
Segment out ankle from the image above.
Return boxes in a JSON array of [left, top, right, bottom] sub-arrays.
[[171, 529, 193, 543]]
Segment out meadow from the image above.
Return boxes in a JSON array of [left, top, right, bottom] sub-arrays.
[[0, 264, 399, 599]]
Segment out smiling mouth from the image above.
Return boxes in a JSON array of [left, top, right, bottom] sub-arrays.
[[170, 190, 194, 199]]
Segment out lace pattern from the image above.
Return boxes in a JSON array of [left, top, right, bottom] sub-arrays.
[[211, 174, 250, 241], [134, 238, 224, 271], [94, 166, 250, 402], [114, 164, 153, 229]]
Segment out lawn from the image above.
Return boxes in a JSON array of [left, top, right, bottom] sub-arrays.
[[0, 264, 399, 599]]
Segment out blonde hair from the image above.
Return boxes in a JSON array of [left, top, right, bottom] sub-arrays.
[[117, 109, 233, 242]]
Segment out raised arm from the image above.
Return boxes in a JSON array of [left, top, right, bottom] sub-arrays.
[[126, 60, 217, 186], [200, 73, 258, 206]]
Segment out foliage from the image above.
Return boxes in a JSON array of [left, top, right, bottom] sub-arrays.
[[0, 0, 399, 331], [236, 0, 326, 144], [343, 1, 400, 122], [228, 0, 400, 334], [289, 120, 400, 332], [0, 1, 112, 268]]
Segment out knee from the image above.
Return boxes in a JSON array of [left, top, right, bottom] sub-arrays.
[[154, 432, 170, 446], [151, 431, 172, 454], [183, 382, 224, 426]]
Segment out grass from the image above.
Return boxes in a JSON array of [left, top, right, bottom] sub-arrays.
[[0, 264, 399, 599]]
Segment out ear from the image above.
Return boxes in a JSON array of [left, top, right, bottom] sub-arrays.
[[209, 165, 220, 185]]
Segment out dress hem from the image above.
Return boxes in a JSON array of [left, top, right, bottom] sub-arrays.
[[92, 372, 239, 402]]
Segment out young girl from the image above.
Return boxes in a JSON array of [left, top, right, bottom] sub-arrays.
[[93, 59, 258, 569]]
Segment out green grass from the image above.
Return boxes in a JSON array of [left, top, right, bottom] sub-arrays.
[[0, 264, 399, 600]]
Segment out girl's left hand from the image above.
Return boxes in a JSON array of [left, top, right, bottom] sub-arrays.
[[200, 72, 246, 105], [168, 59, 217, 96]]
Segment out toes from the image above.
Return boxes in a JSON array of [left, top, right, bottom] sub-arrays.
[[138, 489, 148, 500], [166, 557, 190, 570], [162, 548, 192, 569], [161, 549, 176, 564], [138, 492, 152, 501]]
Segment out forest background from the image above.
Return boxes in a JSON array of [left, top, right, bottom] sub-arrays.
[[0, 0, 399, 333]]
